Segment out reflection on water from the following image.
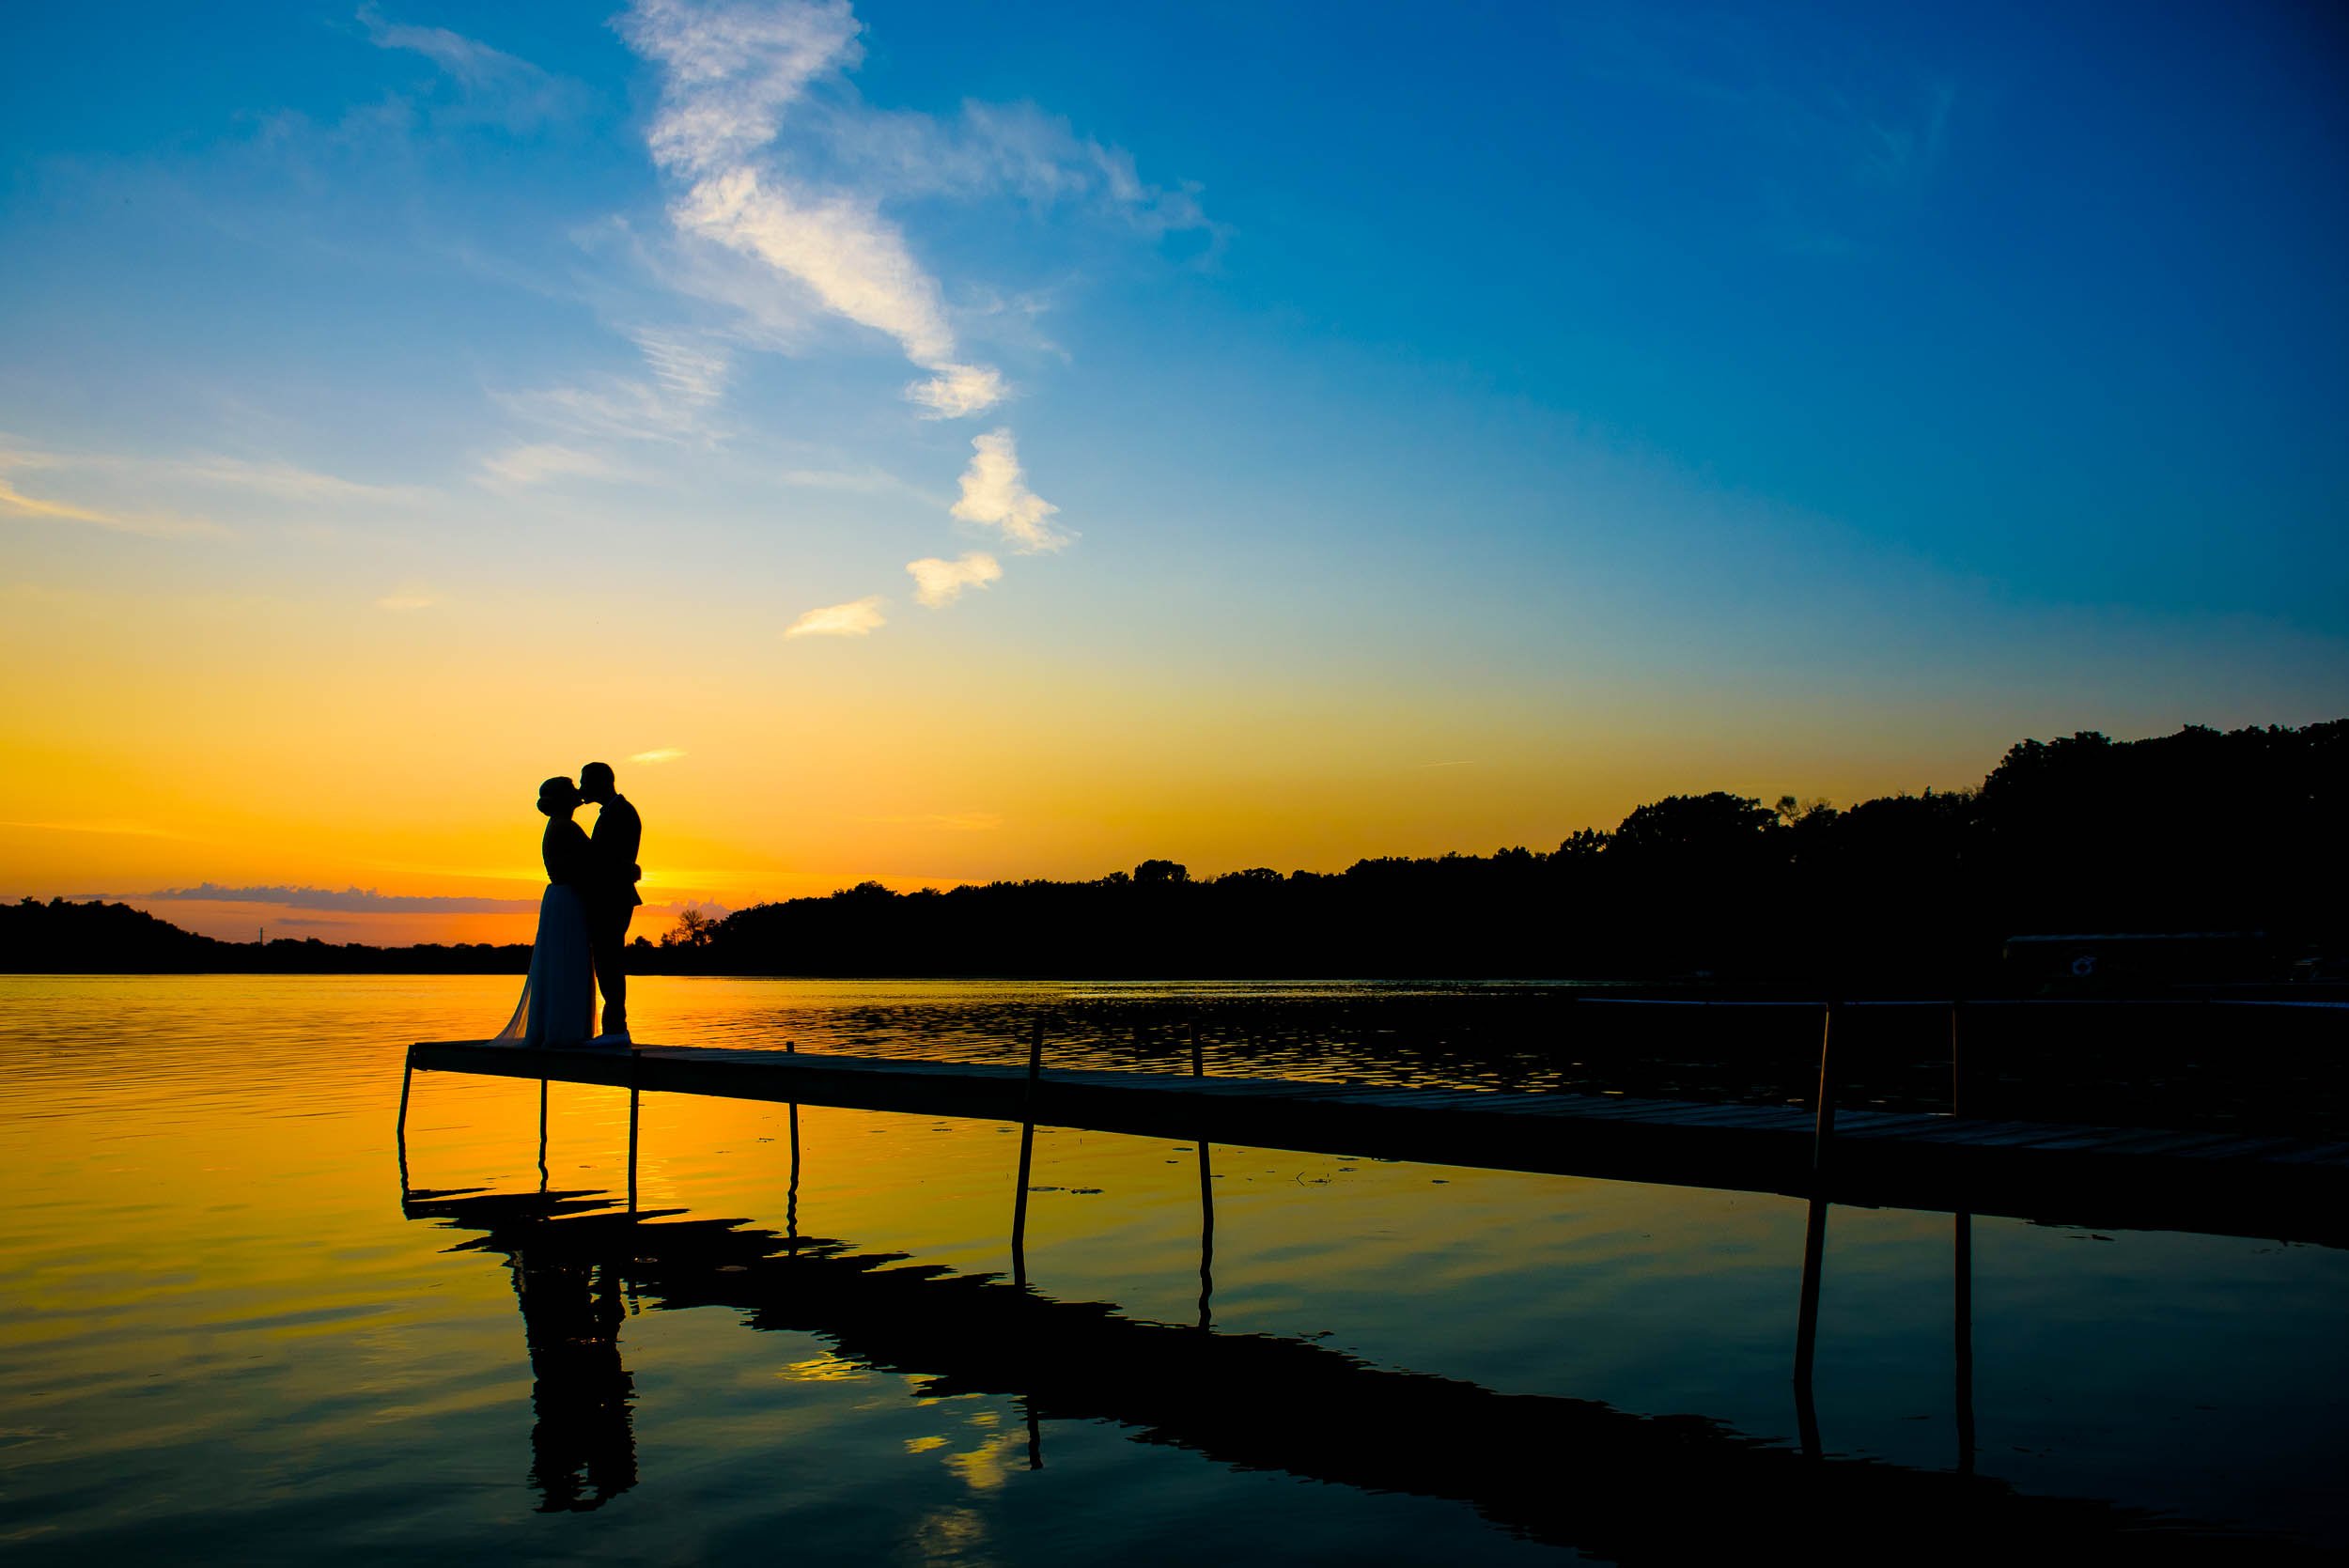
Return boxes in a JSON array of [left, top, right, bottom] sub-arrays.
[[4, 976, 2345, 1562], [508, 1215, 638, 1512], [404, 1173, 2274, 1559]]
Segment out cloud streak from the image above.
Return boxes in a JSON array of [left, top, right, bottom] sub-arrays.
[[784, 596, 886, 637], [105, 882, 539, 913], [1, 442, 433, 536], [0, 476, 228, 538], [362, 6, 586, 133], [622, 0, 1006, 417], [477, 442, 630, 488]]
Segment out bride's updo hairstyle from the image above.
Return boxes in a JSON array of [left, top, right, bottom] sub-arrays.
[[537, 776, 579, 817]]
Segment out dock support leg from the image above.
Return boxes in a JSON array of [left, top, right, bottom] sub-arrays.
[[787, 1100, 801, 1244], [1011, 1122, 1034, 1289], [1951, 1001, 1964, 1119], [1794, 1194, 1829, 1459], [537, 1079, 550, 1194], [1198, 1140, 1216, 1330], [628, 1084, 641, 1215], [1012, 1017, 1044, 1289], [786, 1036, 800, 1243], [1192, 1025, 1213, 1328], [1955, 1210, 1976, 1475], [396, 1052, 413, 1194], [1812, 1001, 1839, 1172]]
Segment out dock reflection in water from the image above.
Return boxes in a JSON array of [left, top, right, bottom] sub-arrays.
[[8, 977, 2345, 1564], [401, 1093, 2292, 1560]]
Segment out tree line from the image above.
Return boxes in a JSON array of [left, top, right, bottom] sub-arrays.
[[7, 721, 2341, 984], [680, 721, 2345, 985]]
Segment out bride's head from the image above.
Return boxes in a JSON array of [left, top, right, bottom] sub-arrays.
[[537, 776, 580, 818]]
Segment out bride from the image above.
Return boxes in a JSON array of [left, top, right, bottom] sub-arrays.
[[494, 776, 598, 1045]]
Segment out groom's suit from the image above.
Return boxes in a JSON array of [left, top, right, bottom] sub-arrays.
[[587, 793, 643, 1037]]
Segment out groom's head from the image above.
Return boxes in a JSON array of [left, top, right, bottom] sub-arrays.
[[580, 762, 616, 804]]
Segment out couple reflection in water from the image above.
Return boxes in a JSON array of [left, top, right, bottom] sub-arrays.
[[497, 762, 642, 1048], [511, 1238, 638, 1512]]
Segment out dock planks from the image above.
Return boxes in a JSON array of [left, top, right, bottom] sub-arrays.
[[407, 1038, 2349, 1247]]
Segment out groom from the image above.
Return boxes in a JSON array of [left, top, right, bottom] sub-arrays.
[[579, 761, 642, 1047]]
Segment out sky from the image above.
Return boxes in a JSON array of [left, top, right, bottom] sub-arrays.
[[3, 1, 2345, 944]]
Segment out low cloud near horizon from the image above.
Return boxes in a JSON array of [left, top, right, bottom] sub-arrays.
[[90, 883, 540, 914]]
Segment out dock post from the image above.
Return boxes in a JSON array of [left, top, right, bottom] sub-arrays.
[[1197, 1138, 1216, 1330], [396, 1050, 413, 1192], [1950, 1000, 1964, 1118], [537, 1079, 550, 1194], [1793, 1193, 1829, 1458], [786, 1101, 801, 1243], [1188, 1019, 1214, 1327], [628, 1084, 641, 1215], [1012, 1017, 1043, 1288], [1811, 1001, 1840, 1173], [1955, 1210, 1976, 1475], [786, 1037, 800, 1242]]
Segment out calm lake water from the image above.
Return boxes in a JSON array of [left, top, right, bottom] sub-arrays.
[[3, 975, 2342, 1561]]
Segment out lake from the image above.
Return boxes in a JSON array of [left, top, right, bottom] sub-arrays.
[[3, 975, 2342, 1561]]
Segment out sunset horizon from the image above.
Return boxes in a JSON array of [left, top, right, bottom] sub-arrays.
[[8, 2, 2343, 949], [6, 5, 2346, 1559]]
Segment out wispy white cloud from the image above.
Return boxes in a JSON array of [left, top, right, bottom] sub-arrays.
[[1, 442, 429, 534], [622, 0, 1008, 416], [784, 595, 886, 637], [950, 429, 1065, 552], [0, 475, 232, 539], [156, 456, 431, 505], [477, 442, 630, 488], [630, 327, 732, 405], [495, 318, 735, 449], [672, 167, 998, 415], [776, 465, 940, 503], [831, 99, 1221, 247], [361, 5, 587, 133], [630, 747, 689, 764], [906, 551, 1002, 608], [622, 0, 863, 179]]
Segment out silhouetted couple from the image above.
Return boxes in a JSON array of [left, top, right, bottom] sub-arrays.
[[496, 762, 642, 1048]]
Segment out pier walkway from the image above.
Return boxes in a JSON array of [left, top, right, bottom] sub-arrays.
[[406, 1036, 2349, 1246]]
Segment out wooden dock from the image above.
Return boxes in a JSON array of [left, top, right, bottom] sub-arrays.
[[406, 1038, 2349, 1247]]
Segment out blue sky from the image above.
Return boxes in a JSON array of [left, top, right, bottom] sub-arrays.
[[3, 1, 2346, 924]]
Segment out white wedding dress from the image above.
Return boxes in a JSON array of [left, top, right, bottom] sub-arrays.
[[494, 881, 596, 1047]]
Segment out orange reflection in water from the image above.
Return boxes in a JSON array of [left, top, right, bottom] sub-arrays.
[[4, 975, 2346, 1560]]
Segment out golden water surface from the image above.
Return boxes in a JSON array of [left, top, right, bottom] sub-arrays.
[[3, 975, 2343, 1561]]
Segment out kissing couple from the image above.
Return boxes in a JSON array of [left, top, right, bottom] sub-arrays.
[[495, 761, 643, 1049]]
